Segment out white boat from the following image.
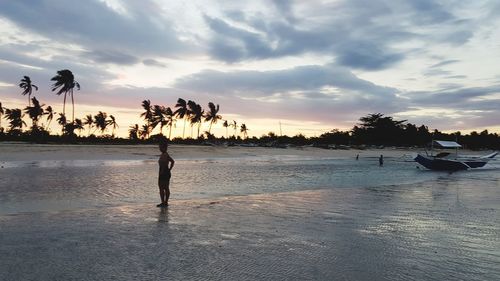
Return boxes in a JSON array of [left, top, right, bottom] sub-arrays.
[[414, 140, 498, 171]]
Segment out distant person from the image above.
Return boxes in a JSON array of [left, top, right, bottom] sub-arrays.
[[379, 155, 384, 166], [157, 137, 175, 207], [356, 154, 359, 160]]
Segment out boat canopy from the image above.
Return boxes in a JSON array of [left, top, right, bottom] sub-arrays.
[[433, 140, 462, 148]]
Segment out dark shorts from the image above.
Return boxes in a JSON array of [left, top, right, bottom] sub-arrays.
[[159, 171, 171, 182]]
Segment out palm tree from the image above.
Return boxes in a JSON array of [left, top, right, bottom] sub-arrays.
[[240, 123, 249, 139], [108, 115, 118, 136], [83, 114, 93, 136], [57, 113, 67, 134], [139, 124, 150, 140], [24, 97, 45, 130], [5, 108, 26, 132], [0, 102, 4, 132], [44, 106, 55, 131], [19, 76, 38, 106], [129, 124, 139, 140], [51, 69, 80, 122], [93, 111, 108, 135], [232, 120, 238, 137], [165, 107, 175, 139], [204, 102, 221, 134], [222, 120, 229, 138], [188, 100, 204, 138], [174, 98, 188, 138], [74, 118, 84, 136], [140, 100, 153, 137], [151, 105, 167, 135]]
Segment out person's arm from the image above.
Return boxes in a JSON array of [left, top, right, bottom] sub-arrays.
[[167, 154, 175, 170]]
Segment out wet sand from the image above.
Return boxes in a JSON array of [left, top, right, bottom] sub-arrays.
[[1, 186, 499, 281]]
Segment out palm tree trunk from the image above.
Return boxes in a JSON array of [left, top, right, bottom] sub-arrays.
[[169, 125, 172, 139], [208, 122, 212, 134], [63, 93, 67, 117], [71, 90, 75, 123], [197, 123, 201, 139], [226, 127, 228, 138], [182, 118, 186, 139], [28, 94, 31, 107]]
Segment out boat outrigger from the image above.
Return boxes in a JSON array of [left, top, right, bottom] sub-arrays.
[[414, 140, 498, 171]]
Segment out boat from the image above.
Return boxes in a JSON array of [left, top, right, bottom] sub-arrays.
[[414, 140, 498, 171]]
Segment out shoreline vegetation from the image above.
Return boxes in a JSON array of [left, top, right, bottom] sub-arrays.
[[1, 71, 499, 150]]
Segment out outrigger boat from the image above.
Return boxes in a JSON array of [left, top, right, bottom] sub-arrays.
[[414, 140, 498, 171]]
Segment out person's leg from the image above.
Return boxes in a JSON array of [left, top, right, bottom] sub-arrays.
[[165, 181, 170, 204], [158, 180, 166, 204]]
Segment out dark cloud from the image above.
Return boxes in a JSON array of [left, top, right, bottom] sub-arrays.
[[446, 75, 467, 79], [0, 0, 192, 57], [83, 50, 139, 65], [335, 41, 404, 70], [142, 59, 167, 68], [410, 85, 500, 107], [175, 64, 396, 98], [430, 60, 460, 68]]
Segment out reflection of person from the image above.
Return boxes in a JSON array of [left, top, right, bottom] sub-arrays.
[[158, 138, 175, 207], [379, 155, 384, 166]]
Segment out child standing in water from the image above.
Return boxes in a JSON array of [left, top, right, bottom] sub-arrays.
[[158, 138, 175, 207]]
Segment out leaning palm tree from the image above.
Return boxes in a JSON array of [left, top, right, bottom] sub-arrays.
[[222, 120, 229, 138], [151, 105, 167, 135], [129, 124, 139, 140], [44, 106, 55, 131], [93, 111, 108, 135], [5, 108, 26, 132], [204, 102, 222, 134], [188, 100, 204, 139], [108, 115, 118, 137], [51, 69, 80, 122], [140, 100, 153, 137], [240, 123, 249, 139], [24, 97, 45, 130], [83, 114, 93, 136], [174, 98, 188, 139], [19, 76, 38, 106]]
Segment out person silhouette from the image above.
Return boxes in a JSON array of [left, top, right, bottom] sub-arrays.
[[157, 137, 175, 207], [379, 155, 384, 166]]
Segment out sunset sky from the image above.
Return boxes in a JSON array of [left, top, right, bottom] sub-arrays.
[[0, 0, 499, 138]]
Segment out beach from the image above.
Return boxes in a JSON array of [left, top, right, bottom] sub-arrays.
[[1, 143, 499, 280]]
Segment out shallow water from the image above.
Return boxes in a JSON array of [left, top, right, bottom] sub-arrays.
[[0, 154, 455, 214], [0, 146, 499, 280]]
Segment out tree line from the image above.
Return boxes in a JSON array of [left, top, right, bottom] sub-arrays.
[[0, 71, 250, 142]]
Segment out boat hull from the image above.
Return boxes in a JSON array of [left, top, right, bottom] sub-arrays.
[[414, 154, 471, 171]]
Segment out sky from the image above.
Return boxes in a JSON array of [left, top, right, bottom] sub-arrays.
[[0, 0, 499, 138]]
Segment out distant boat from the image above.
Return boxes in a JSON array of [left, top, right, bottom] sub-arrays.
[[414, 140, 498, 171]]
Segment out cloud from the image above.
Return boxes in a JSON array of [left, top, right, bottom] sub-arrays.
[[0, 0, 192, 57], [142, 59, 167, 68], [173, 63, 404, 123], [83, 49, 139, 65], [430, 60, 460, 68]]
